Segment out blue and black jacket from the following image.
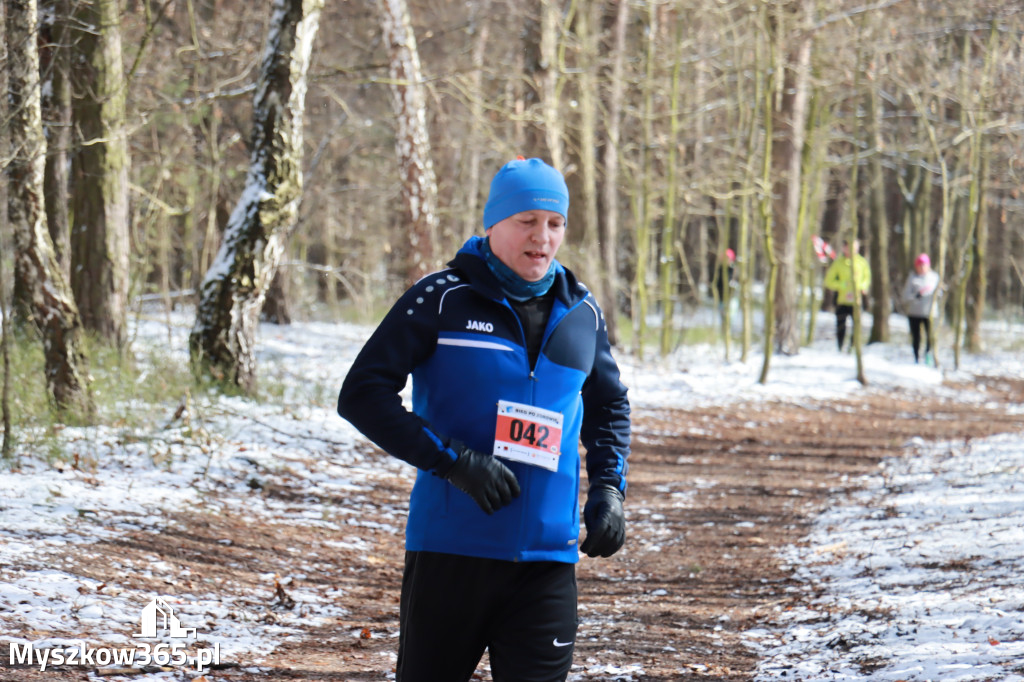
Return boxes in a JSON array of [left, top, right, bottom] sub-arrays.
[[338, 236, 630, 564]]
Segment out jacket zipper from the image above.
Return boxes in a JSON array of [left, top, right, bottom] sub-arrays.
[[500, 299, 532, 561], [503, 294, 588, 560]]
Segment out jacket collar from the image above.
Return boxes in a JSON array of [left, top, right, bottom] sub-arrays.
[[450, 236, 584, 307]]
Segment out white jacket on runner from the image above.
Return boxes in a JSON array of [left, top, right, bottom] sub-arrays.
[[901, 270, 940, 318]]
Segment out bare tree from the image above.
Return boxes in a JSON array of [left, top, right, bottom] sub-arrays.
[[567, 0, 602, 296], [68, 0, 131, 347], [39, 0, 72, 278], [460, 0, 492, 244], [729, 8, 764, 364], [756, 2, 779, 384], [848, 24, 869, 386], [598, 0, 629, 346], [866, 69, 892, 344], [5, 0, 92, 413], [906, 86, 953, 371], [11, 0, 1020, 366], [1, 249, 11, 461], [658, 12, 684, 357], [189, 0, 324, 392], [963, 24, 1000, 355], [538, 0, 565, 170], [631, 0, 659, 358], [377, 0, 440, 284], [769, 0, 812, 356]]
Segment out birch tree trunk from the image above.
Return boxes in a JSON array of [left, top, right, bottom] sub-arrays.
[[40, 0, 72, 279], [378, 0, 440, 284], [6, 0, 92, 414], [69, 0, 131, 348], [189, 0, 323, 392]]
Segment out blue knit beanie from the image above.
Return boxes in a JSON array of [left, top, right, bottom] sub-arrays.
[[483, 158, 569, 229]]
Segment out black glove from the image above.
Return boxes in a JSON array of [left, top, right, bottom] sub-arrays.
[[580, 486, 626, 558], [443, 445, 520, 515]]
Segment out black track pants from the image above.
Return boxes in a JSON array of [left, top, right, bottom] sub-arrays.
[[396, 551, 578, 682], [908, 315, 931, 362], [835, 305, 854, 350]]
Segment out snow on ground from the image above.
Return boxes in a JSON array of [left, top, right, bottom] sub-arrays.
[[1, 313, 404, 677], [622, 308, 1024, 412], [746, 431, 1024, 682], [2, 308, 1024, 679]]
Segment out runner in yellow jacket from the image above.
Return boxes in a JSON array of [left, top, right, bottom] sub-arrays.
[[824, 239, 871, 351]]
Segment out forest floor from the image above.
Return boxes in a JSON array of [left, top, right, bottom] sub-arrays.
[[3, 376, 1024, 682]]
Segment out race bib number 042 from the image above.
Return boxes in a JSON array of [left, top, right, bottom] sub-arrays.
[[493, 400, 564, 472]]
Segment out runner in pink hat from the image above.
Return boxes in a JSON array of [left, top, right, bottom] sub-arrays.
[[901, 253, 941, 364]]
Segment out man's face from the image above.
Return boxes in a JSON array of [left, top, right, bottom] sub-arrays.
[[486, 210, 566, 282]]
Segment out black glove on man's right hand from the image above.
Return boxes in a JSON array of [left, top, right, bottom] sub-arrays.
[[443, 445, 520, 515]]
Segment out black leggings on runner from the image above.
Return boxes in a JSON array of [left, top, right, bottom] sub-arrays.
[[908, 316, 931, 362], [835, 305, 854, 351]]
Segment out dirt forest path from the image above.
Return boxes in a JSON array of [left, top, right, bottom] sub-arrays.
[[5, 377, 1024, 682]]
